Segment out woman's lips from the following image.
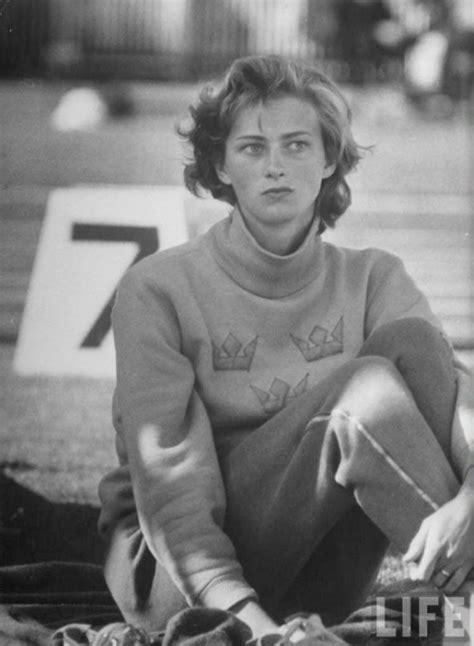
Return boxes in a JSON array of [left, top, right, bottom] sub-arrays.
[[262, 187, 293, 196]]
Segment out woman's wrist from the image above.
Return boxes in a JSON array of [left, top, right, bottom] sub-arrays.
[[229, 598, 279, 637]]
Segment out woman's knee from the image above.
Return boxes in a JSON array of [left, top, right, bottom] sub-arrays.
[[349, 354, 404, 388], [300, 356, 408, 438], [359, 318, 456, 449], [331, 355, 413, 421]]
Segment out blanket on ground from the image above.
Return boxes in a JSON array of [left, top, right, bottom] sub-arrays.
[[0, 562, 447, 645]]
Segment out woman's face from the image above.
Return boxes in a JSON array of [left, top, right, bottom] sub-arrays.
[[217, 94, 335, 254]]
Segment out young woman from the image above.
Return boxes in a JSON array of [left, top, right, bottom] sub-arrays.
[[98, 55, 474, 638]]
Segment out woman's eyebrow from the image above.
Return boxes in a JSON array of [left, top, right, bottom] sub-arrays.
[[234, 130, 313, 141], [234, 134, 266, 141], [281, 130, 313, 139]]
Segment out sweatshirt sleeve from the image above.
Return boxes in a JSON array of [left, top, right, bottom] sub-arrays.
[[111, 265, 257, 609], [364, 251, 474, 481]]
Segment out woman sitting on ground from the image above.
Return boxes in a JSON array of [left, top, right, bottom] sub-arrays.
[[98, 54, 474, 639]]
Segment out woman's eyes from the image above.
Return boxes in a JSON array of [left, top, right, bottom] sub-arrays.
[[287, 140, 310, 152], [241, 143, 264, 155], [240, 140, 310, 155]]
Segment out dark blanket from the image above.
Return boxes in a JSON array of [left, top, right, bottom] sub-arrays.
[[0, 562, 447, 646], [0, 562, 122, 628], [0, 475, 450, 644]]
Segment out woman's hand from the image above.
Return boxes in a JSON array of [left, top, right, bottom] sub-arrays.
[[230, 598, 279, 638], [403, 470, 474, 594]]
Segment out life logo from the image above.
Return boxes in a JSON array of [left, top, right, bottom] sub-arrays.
[[14, 186, 191, 377]]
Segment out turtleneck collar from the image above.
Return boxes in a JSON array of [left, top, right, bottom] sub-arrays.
[[206, 207, 325, 299]]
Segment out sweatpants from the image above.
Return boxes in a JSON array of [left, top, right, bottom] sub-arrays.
[[100, 317, 460, 631]]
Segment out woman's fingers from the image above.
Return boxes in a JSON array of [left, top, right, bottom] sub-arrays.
[[415, 536, 445, 582], [404, 518, 445, 582], [403, 496, 474, 588], [404, 522, 428, 564]]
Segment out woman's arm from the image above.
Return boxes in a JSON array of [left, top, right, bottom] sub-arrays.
[[229, 599, 279, 637], [403, 467, 474, 593], [112, 264, 257, 611]]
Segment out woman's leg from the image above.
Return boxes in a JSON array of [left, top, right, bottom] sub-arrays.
[[222, 318, 460, 623], [278, 506, 389, 625]]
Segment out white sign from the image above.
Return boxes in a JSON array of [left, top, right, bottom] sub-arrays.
[[14, 186, 193, 377]]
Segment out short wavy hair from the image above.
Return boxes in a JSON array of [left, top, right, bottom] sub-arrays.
[[178, 55, 363, 232]]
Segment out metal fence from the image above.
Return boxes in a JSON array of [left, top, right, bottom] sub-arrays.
[[1, 0, 411, 81], [0, 0, 50, 74]]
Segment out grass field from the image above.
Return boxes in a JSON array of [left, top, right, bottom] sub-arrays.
[[1, 343, 115, 564], [1, 345, 115, 506]]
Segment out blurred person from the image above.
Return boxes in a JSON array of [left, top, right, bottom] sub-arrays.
[[335, 0, 393, 82], [97, 55, 474, 638], [442, 0, 474, 102], [404, 29, 450, 99], [401, 0, 474, 111]]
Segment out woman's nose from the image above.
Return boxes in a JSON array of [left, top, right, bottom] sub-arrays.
[[265, 148, 285, 178]]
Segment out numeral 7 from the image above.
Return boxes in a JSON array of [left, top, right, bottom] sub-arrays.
[[72, 223, 159, 348]]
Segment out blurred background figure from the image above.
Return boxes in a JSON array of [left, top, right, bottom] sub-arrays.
[[443, 0, 474, 104], [334, 0, 395, 84], [50, 83, 135, 131], [396, 0, 474, 114]]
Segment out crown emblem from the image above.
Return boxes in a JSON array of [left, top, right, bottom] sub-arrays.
[[251, 374, 309, 414], [291, 317, 343, 362], [212, 333, 258, 371]]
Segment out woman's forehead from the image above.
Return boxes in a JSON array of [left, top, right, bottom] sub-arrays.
[[229, 95, 321, 137]]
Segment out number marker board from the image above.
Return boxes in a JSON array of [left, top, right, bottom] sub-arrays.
[[14, 186, 190, 377]]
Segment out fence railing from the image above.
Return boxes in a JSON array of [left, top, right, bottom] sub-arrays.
[[1, 0, 411, 82]]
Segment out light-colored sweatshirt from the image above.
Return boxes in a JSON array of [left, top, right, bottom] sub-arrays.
[[99, 207, 474, 611]]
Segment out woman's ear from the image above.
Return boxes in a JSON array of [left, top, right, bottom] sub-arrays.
[[215, 164, 232, 186], [322, 161, 336, 179]]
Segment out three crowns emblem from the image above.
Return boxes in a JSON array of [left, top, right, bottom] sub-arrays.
[[291, 317, 343, 362], [251, 374, 309, 414], [212, 333, 258, 371]]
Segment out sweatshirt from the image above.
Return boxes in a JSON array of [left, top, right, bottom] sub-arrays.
[[99, 207, 474, 612]]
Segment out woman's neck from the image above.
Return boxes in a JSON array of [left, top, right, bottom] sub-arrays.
[[207, 207, 325, 299], [238, 207, 318, 256]]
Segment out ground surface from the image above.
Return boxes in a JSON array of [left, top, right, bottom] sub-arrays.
[[0, 342, 114, 564]]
